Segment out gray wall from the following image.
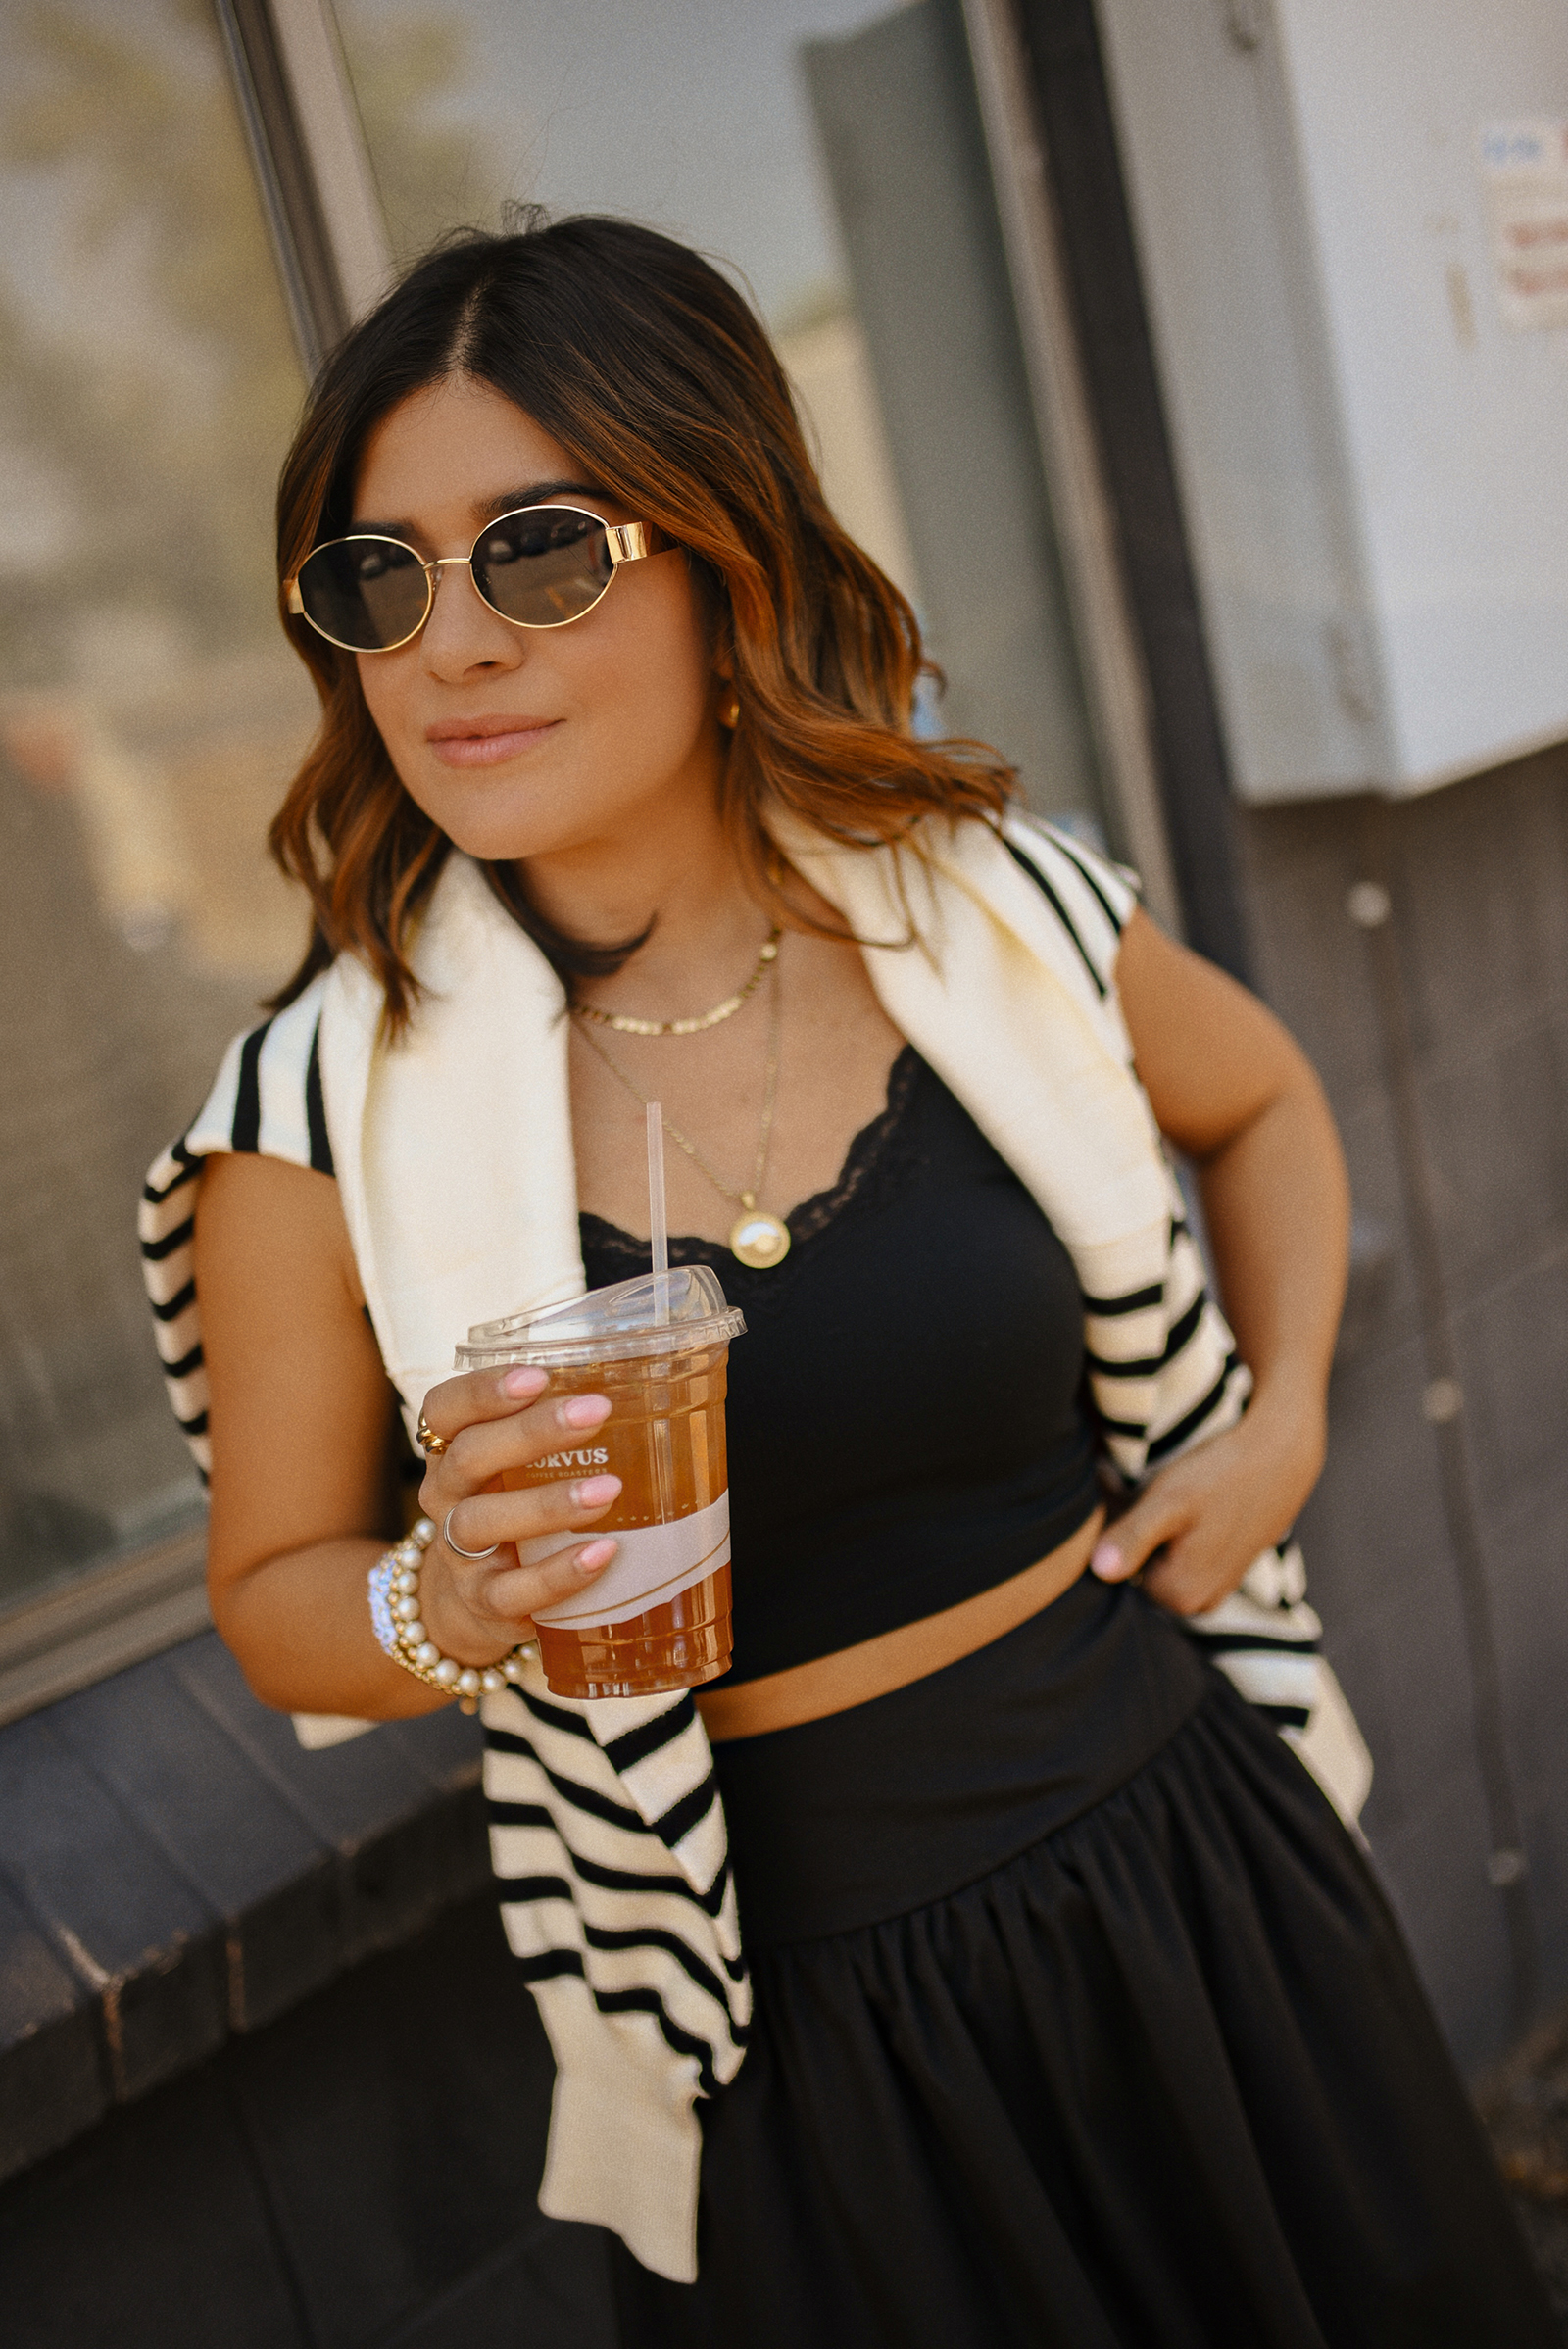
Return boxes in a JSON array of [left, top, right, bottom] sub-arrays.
[[1237, 747, 1568, 2071]]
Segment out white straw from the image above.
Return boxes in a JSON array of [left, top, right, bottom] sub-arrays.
[[646, 1103, 670, 1318], [646, 1103, 675, 1519]]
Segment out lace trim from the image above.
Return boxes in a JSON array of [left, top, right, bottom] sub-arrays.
[[789, 1042, 922, 1244], [580, 1044, 925, 1285]]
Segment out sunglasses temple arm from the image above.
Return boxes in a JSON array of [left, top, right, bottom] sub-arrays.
[[605, 522, 651, 565]]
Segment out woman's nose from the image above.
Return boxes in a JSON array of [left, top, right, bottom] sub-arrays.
[[419, 558, 524, 679]]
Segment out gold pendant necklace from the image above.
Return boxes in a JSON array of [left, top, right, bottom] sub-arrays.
[[727, 1200, 792, 1270], [573, 964, 792, 1270], [574, 927, 782, 1036]]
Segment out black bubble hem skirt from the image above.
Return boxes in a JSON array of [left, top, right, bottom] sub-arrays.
[[609, 1578, 1554, 2348]]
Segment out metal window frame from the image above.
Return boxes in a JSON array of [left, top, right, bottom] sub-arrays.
[[0, 1, 390, 1726], [966, 0, 1250, 978], [214, 0, 390, 377], [0, 1531, 210, 1730], [960, 0, 1182, 935]]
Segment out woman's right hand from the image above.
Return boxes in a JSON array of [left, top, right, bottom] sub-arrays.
[[413, 1365, 621, 1665]]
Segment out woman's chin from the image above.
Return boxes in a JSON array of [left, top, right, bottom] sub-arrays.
[[406, 761, 698, 870], [403, 774, 589, 866]]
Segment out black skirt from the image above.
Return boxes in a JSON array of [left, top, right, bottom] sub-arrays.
[[608, 1575, 1555, 2348]]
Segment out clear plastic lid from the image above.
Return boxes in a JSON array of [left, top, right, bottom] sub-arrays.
[[454, 1264, 745, 1371]]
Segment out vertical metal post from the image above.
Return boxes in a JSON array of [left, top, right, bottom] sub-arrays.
[[961, 0, 1182, 935], [213, 0, 390, 380], [998, 0, 1253, 981]]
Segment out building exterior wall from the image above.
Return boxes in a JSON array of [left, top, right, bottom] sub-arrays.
[[1236, 746, 1568, 2068]]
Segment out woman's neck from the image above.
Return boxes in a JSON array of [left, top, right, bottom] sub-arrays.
[[515, 787, 771, 1020]]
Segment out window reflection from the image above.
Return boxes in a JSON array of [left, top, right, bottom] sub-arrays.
[[0, 1, 317, 1611]]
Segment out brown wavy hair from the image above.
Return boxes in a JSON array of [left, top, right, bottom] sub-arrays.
[[270, 214, 1014, 1028]]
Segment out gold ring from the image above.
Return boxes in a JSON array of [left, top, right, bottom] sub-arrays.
[[416, 1411, 449, 1456]]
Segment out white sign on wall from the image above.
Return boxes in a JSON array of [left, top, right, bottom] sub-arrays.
[[1480, 120, 1568, 333], [1097, 0, 1568, 799]]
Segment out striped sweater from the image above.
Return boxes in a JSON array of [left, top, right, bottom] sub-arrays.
[[141, 814, 1369, 2280]]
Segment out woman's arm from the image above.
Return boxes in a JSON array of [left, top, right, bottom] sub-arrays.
[[197, 1152, 620, 1714], [1089, 908, 1351, 1614]]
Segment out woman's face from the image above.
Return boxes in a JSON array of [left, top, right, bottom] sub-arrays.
[[349, 373, 723, 865]]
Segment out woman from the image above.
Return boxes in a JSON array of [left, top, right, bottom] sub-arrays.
[[152, 218, 1553, 2344]]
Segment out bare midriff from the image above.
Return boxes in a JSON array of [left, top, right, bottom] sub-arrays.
[[694, 1503, 1106, 1742]]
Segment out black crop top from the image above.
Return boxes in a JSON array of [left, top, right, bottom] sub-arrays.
[[579, 1047, 1101, 1684]]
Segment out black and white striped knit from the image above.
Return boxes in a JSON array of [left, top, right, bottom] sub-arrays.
[[140, 813, 1368, 2281]]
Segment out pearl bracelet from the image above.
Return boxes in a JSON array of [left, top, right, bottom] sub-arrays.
[[368, 1516, 536, 1715]]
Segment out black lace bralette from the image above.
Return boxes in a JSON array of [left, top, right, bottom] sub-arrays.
[[579, 1046, 1101, 1683]]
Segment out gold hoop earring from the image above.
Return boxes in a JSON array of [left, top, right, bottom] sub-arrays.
[[719, 690, 741, 730]]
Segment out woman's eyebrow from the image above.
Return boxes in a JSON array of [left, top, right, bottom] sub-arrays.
[[349, 482, 606, 535], [474, 480, 605, 520]]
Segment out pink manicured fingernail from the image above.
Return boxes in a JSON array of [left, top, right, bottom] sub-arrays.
[[561, 1394, 611, 1429], [571, 1475, 620, 1509], [574, 1539, 616, 1575], [502, 1366, 547, 1399], [1091, 1541, 1124, 1581]]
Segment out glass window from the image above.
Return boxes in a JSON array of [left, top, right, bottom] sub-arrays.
[[337, 0, 1106, 832], [0, 3, 316, 1662], [0, 0, 1115, 1710]]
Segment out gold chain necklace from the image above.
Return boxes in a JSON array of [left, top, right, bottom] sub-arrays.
[[573, 926, 782, 1037], [572, 964, 792, 1269]]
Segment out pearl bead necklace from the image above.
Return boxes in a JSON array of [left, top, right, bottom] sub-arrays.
[[368, 1516, 535, 1715]]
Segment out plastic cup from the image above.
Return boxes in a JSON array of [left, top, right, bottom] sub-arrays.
[[454, 1267, 746, 1698]]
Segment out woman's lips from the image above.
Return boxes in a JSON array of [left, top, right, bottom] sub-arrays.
[[426, 719, 560, 767]]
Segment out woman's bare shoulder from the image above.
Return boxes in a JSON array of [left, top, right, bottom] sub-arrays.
[[1115, 907, 1319, 1159], [195, 1150, 366, 1313]]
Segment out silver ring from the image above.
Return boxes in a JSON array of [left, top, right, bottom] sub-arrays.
[[442, 1506, 501, 1563]]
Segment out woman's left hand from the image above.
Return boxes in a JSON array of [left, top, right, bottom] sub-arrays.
[[1088, 1393, 1326, 1617]]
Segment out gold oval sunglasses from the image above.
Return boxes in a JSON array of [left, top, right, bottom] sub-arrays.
[[285, 503, 654, 653]]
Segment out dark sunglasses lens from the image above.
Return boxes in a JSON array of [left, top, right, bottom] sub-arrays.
[[297, 538, 429, 650], [472, 507, 613, 627]]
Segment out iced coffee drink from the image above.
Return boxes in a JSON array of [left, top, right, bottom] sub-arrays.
[[455, 1267, 745, 1698]]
